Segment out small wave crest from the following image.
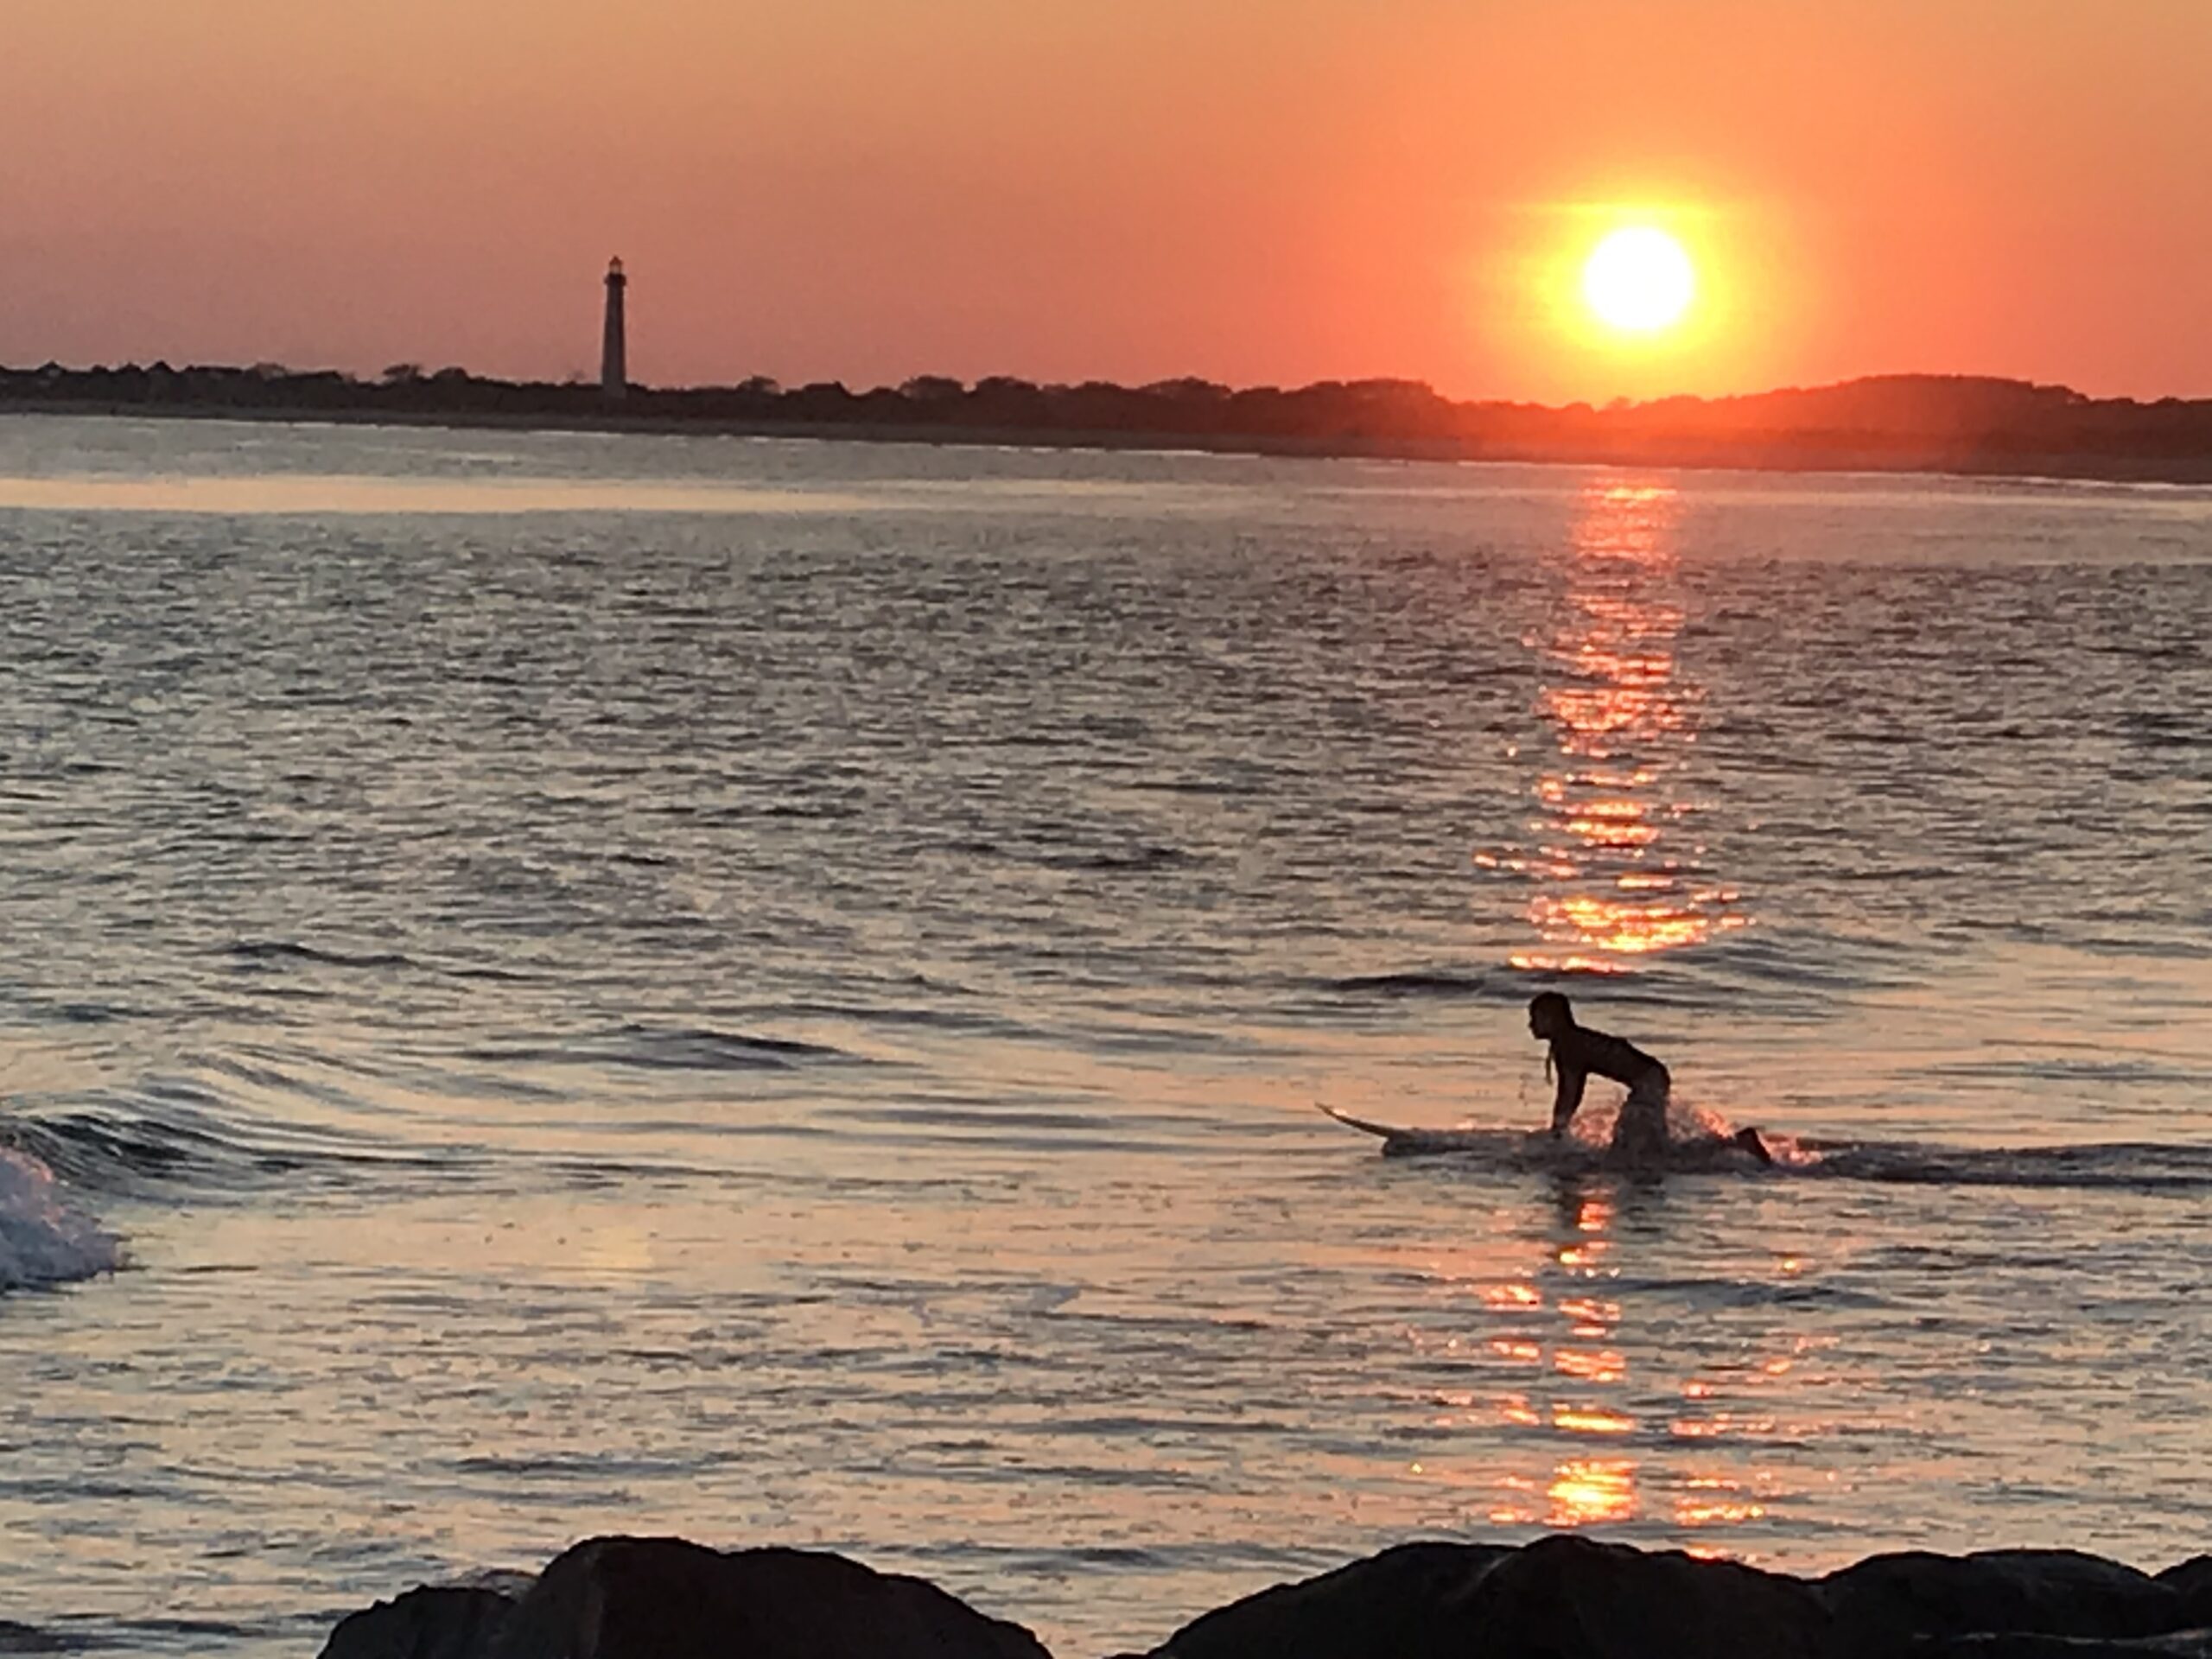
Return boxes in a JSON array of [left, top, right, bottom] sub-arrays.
[[456, 1022, 856, 1072], [225, 938, 415, 971], [1325, 969, 1494, 1000], [1672, 1103, 2212, 1190], [1805, 1139, 2212, 1192], [7, 1082, 341, 1196], [5, 1058, 474, 1202], [0, 1146, 121, 1292], [1052, 844, 1191, 874]]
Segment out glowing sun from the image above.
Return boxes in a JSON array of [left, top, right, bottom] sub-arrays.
[[1582, 226, 1695, 334]]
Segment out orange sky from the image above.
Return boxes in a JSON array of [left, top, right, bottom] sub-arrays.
[[4, 0, 2208, 403]]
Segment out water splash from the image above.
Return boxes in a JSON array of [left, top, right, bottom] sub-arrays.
[[1665, 1099, 1825, 1169], [0, 1146, 122, 1292]]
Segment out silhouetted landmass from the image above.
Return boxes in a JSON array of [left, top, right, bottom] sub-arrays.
[[6, 359, 2212, 481]]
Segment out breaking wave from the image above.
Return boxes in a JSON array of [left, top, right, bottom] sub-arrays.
[[0, 1147, 121, 1293]]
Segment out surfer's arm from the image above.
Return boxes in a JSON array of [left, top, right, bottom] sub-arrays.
[[1549, 1066, 1586, 1137]]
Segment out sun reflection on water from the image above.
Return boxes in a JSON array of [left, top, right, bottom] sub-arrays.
[[1488, 479, 1750, 970], [1548, 1459, 1642, 1526], [1676, 1475, 1769, 1527], [1408, 1175, 1827, 1554]]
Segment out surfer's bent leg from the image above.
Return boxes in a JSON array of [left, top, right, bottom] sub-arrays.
[[1612, 1065, 1670, 1160]]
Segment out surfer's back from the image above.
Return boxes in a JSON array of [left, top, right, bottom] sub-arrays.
[[1552, 1024, 1663, 1089]]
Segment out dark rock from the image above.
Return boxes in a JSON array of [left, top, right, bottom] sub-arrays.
[[2159, 1561, 2212, 1630], [488, 1536, 1051, 1659], [311, 1535, 2212, 1659], [318, 1586, 518, 1659], [1459, 1535, 1832, 1658], [1156, 1535, 1831, 1659], [1156, 1540, 1515, 1659], [459, 1571, 539, 1603], [1819, 1550, 2184, 1655], [1919, 1634, 2212, 1658]]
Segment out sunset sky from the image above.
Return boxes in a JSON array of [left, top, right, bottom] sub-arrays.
[[5, 0, 2208, 403]]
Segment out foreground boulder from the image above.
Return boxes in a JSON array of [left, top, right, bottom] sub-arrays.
[[1148, 1541, 1516, 1659], [1152, 1537, 2212, 1659], [2160, 1560, 2212, 1630], [1818, 1549, 2189, 1656], [316, 1539, 1047, 1659], [499, 1537, 1046, 1659], [321, 1586, 517, 1659], [1155, 1535, 1832, 1659], [1914, 1638, 2212, 1657], [316, 1534, 2212, 1659]]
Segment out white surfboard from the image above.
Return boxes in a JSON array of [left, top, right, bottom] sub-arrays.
[[1318, 1104, 1510, 1156], [1319, 1103, 1780, 1167]]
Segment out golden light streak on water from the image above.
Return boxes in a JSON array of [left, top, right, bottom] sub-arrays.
[[1552, 1347, 1627, 1382], [1553, 1406, 1637, 1435], [1502, 478, 1752, 971], [1548, 1459, 1641, 1525]]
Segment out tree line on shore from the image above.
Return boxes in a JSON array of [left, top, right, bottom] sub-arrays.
[[6, 359, 2212, 476]]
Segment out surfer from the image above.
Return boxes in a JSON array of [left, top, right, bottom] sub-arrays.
[[1529, 991, 1771, 1165]]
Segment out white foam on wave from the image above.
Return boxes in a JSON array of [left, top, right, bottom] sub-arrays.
[[0, 1146, 122, 1291]]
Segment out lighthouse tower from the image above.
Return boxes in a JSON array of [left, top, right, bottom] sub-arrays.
[[601, 257, 628, 400]]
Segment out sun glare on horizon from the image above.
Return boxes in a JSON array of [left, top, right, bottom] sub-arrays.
[[1581, 226, 1696, 334]]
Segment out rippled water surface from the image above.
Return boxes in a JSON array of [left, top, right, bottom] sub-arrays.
[[3, 416, 2209, 1655]]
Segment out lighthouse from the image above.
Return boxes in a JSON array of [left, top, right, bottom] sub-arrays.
[[601, 257, 628, 400]]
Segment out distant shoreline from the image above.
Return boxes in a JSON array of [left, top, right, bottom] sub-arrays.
[[6, 369, 2212, 486]]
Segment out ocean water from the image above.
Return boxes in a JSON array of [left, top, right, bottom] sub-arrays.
[[2, 415, 2209, 1656]]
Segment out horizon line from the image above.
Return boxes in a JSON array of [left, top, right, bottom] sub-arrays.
[[6, 359, 2209, 412]]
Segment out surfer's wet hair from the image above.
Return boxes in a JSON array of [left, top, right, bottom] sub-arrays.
[[1529, 992, 1574, 1084]]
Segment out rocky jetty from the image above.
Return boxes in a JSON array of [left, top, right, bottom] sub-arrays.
[[318, 1534, 2212, 1659]]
